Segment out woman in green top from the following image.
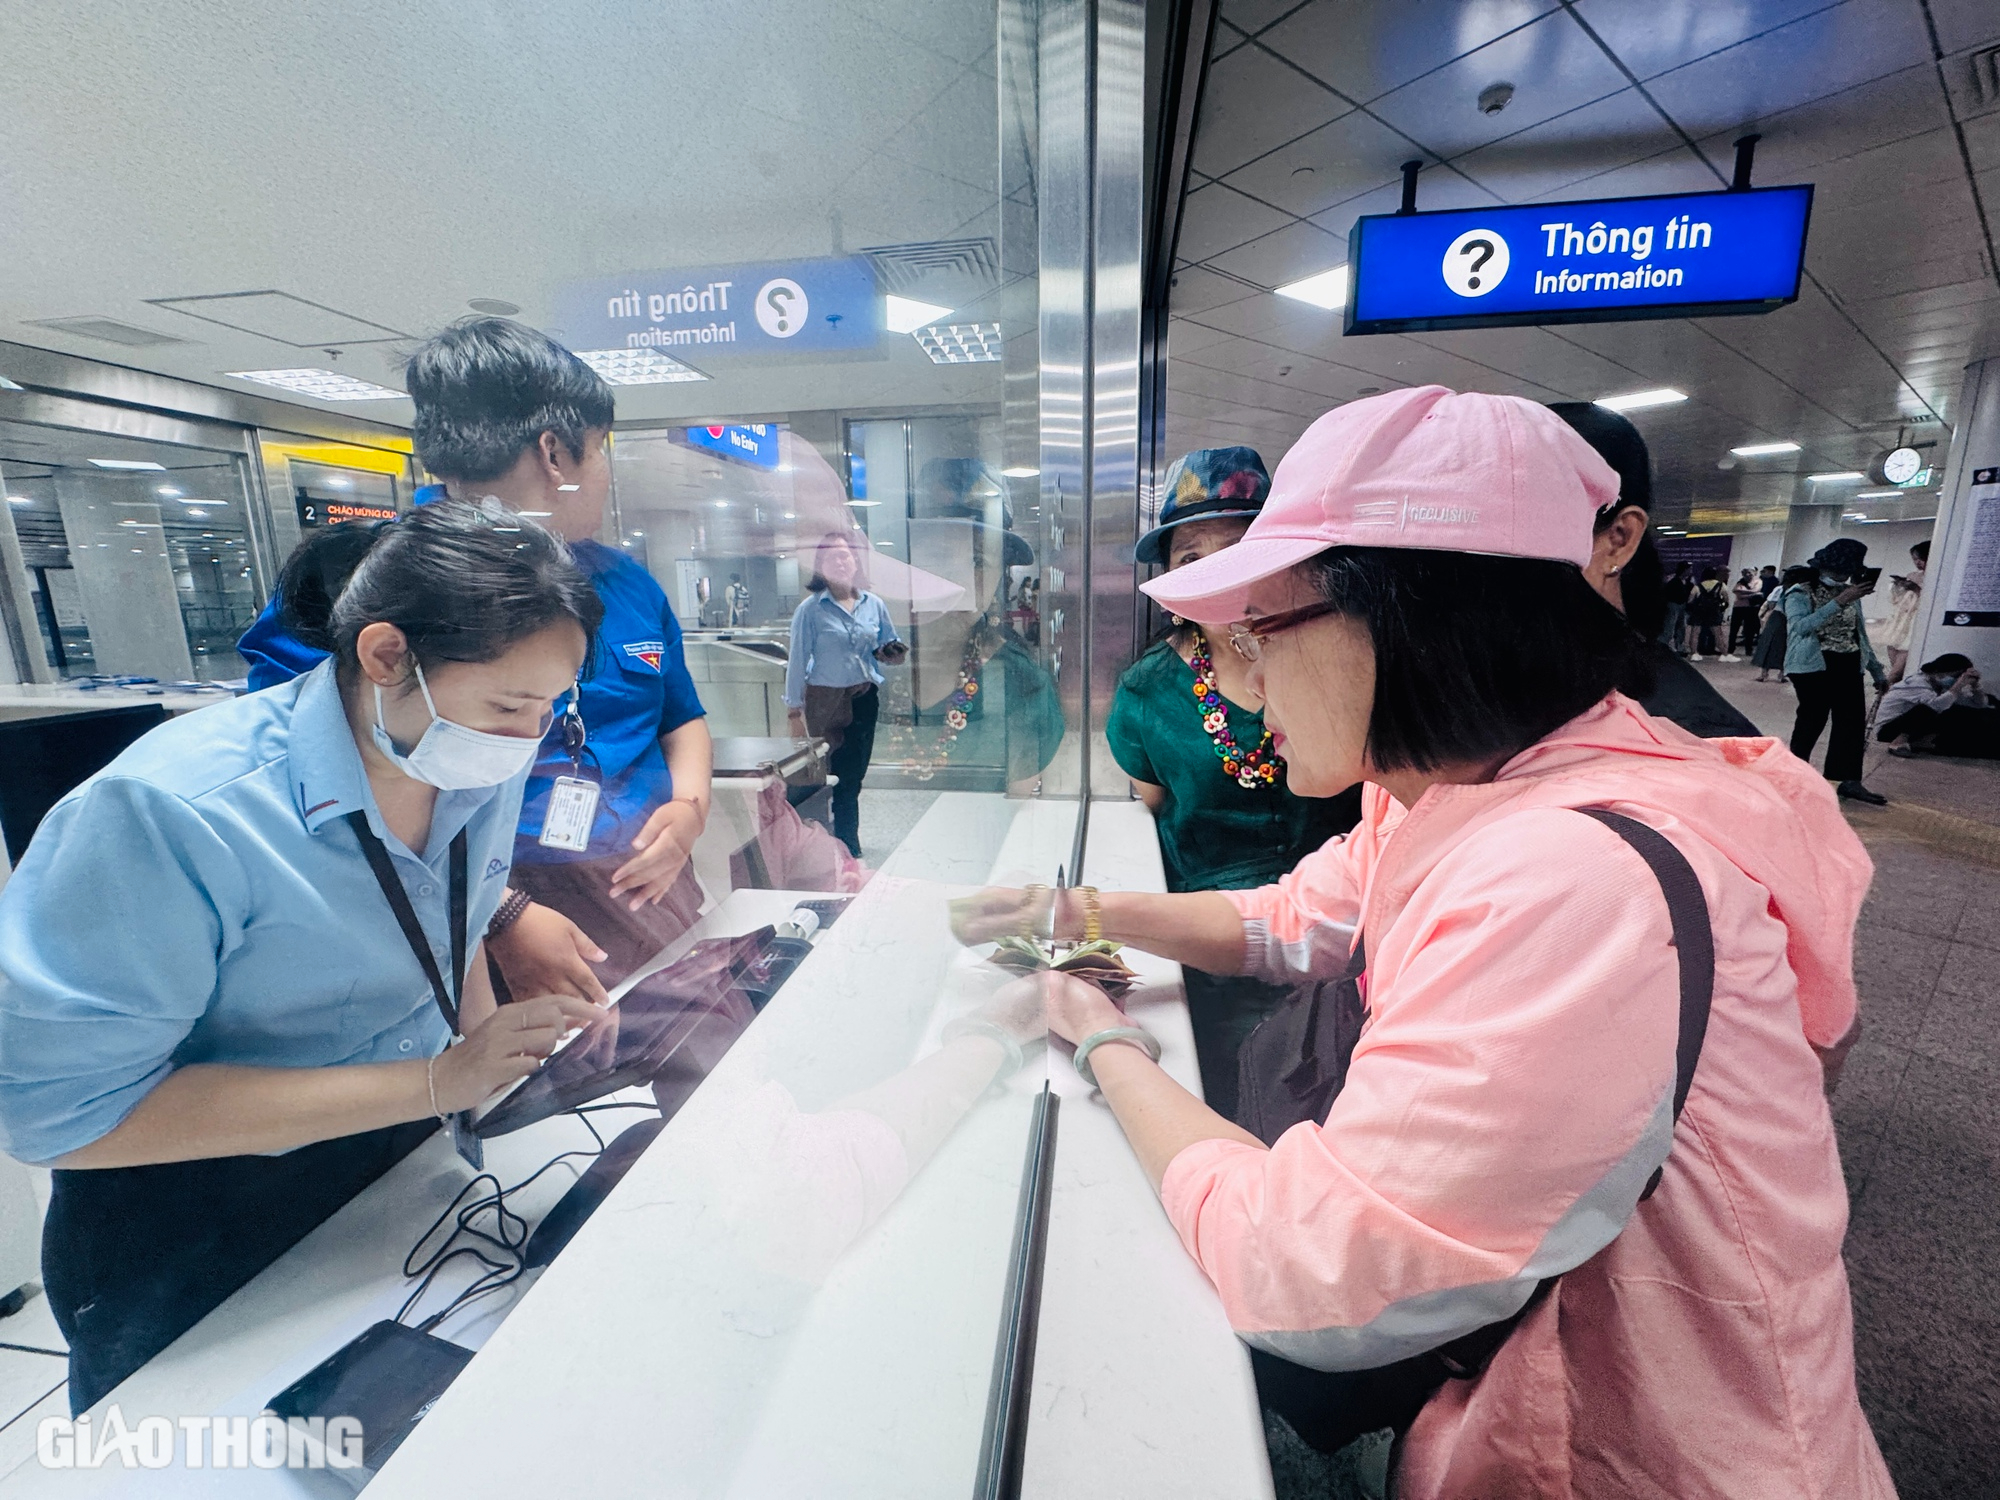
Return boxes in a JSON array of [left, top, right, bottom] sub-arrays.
[[1108, 447, 1361, 1117]]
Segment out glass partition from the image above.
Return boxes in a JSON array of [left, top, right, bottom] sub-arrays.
[[0, 0, 1124, 1486]]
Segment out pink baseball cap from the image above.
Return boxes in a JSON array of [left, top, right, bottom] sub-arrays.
[[1141, 385, 1619, 623]]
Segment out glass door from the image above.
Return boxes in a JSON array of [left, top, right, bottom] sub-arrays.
[[0, 418, 259, 682]]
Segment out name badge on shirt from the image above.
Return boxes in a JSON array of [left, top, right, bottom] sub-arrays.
[[539, 776, 601, 852]]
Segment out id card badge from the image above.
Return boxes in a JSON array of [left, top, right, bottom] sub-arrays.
[[539, 775, 600, 852], [449, 1108, 484, 1170]]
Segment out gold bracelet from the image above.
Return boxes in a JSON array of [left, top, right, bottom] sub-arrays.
[[1019, 884, 1049, 940], [1078, 885, 1102, 943], [426, 1053, 448, 1121]]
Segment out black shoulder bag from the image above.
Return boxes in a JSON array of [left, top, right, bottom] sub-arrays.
[[1236, 807, 1714, 1449]]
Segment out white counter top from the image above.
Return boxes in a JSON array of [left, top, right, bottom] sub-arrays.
[[2, 797, 1271, 1497], [0, 684, 234, 723]]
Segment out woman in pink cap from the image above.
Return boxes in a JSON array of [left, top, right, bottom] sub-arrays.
[[955, 386, 1890, 1498]]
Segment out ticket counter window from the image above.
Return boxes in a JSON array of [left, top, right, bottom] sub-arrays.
[[0, 420, 259, 682]]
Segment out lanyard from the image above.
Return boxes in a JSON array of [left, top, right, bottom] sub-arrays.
[[348, 811, 468, 1036]]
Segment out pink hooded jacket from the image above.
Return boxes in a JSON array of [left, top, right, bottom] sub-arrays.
[[1161, 694, 1895, 1498]]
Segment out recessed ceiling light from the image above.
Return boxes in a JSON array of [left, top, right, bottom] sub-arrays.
[[1594, 388, 1686, 412], [1273, 267, 1349, 310], [876, 541, 897, 547], [227, 369, 408, 401], [782, 511, 796, 520], [1003, 466, 1040, 478], [886, 296, 954, 334], [714, 500, 729, 509], [1729, 441, 1800, 457], [6, 496, 32, 505], [1853, 489, 1902, 499], [325, 476, 351, 489], [518, 510, 554, 517], [1807, 471, 1864, 482], [847, 499, 882, 507], [572, 349, 707, 385], [185, 508, 207, 518], [156, 485, 182, 497], [89, 458, 168, 470], [912, 323, 1003, 363]]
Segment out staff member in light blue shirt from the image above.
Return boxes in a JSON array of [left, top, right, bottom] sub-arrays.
[[784, 531, 906, 857], [0, 499, 604, 1412], [237, 319, 718, 1001]]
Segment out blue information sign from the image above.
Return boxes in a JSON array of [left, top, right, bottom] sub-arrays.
[[1345, 185, 1813, 335], [681, 423, 781, 469], [556, 257, 880, 360]]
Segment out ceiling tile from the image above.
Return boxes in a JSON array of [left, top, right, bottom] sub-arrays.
[[1168, 318, 1240, 358], [1448, 87, 1685, 203], [1307, 171, 1505, 243], [1167, 263, 1264, 316], [1219, 0, 1309, 40], [1191, 43, 1351, 178], [1524, 141, 1722, 200], [1203, 217, 1349, 287], [1399, 324, 1638, 397], [1925, 0, 2000, 55], [1365, 13, 1632, 161], [1218, 108, 1428, 219], [1176, 181, 1299, 263], [1256, 1, 1557, 106], [1569, 0, 1843, 85], [1965, 113, 2000, 173], [1641, 0, 1934, 141]]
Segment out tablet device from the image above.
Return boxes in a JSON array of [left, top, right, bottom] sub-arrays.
[[474, 930, 768, 1138]]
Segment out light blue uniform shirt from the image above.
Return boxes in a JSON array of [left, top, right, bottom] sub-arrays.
[[0, 660, 521, 1164], [783, 590, 900, 708]]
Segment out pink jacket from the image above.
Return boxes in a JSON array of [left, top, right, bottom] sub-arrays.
[[1161, 694, 1894, 1498]]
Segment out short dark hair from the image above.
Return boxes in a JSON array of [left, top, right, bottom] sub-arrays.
[[1921, 652, 1971, 675], [1305, 548, 1639, 774], [1913, 539, 1931, 563], [406, 318, 615, 482], [278, 499, 603, 670]]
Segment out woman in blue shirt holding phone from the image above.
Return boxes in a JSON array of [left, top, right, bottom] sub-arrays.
[[0, 500, 605, 1410], [784, 531, 906, 857]]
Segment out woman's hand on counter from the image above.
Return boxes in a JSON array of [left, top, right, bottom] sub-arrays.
[[486, 902, 610, 1005], [948, 886, 1050, 944], [1042, 971, 1131, 1047], [433, 993, 604, 1114], [611, 800, 704, 910]]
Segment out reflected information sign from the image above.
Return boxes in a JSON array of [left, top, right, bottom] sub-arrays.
[[557, 257, 879, 359], [1345, 185, 1813, 335]]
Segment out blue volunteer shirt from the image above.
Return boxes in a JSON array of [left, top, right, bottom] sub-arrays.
[[0, 660, 521, 1164], [783, 589, 901, 707], [236, 501, 706, 866], [518, 538, 705, 865]]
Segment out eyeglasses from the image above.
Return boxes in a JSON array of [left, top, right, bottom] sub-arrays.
[[1225, 599, 1342, 662]]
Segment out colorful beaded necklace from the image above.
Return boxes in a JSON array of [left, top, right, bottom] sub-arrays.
[[1188, 628, 1282, 789], [897, 622, 994, 781]]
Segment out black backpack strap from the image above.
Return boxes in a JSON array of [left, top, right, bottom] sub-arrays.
[[1575, 807, 1715, 1199]]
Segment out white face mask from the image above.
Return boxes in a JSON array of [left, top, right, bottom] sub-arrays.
[[371, 663, 543, 790]]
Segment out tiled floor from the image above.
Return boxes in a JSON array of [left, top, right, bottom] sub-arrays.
[[1714, 652, 2000, 1499]]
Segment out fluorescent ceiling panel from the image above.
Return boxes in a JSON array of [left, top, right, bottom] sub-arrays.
[[573, 349, 708, 385], [226, 368, 408, 401], [886, 295, 953, 334], [1273, 267, 1348, 310], [1594, 389, 1686, 412], [912, 323, 1003, 364], [1730, 441, 1801, 457]]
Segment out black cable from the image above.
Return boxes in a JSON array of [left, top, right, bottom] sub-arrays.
[[394, 1100, 663, 1333]]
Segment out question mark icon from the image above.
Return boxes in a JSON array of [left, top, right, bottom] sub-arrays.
[[755, 277, 808, 337], [1461, 239, 1494, 289], [1442, 229, 1509, 298]]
